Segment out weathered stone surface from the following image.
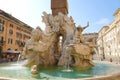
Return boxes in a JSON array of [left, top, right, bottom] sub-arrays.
[[22, 12, 95, 69], [51, 0, 68, 15], [58, 23, 95, 68], [22, 26, 57, 67]]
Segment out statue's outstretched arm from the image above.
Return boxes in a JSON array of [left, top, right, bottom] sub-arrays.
[[83, 22, 89, 30]]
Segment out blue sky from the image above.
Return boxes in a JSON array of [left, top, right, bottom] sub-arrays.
[[0, 0, 120, 33]]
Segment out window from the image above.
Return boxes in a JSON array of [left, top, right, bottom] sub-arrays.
[[8, 38, 12, 44], [2, 20, 5, 25], [16, 32, 22, 38], [0, 19, 5, 25], [23, 42, 26, 46], [15, 40, 19, 45], [15, 40, 21, 45], [0, 19, 1, 23], [21, 42, 25, 47], [0, 26, 4, 32], [10, 24, 13, 28], [0, 36, 4, 43], [23, 34, 30, 39], [7, 48, 11, 50], [9, 29, 13, 34], [15, 40, 24, 47], [16, 27, 21, 30], [19, 33, 22, 38], [16, 32, 18, 38]]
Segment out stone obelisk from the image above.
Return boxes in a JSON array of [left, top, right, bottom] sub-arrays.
[[51, 0, 68, 16]]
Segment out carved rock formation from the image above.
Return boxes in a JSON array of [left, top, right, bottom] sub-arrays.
[[22, 12, 95, 68]]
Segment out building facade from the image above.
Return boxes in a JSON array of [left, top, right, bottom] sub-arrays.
[[0, 9, 33, 56], [83, 33, 98, 42], [97, 8, 120, 62], [83, 33, 98, 59]]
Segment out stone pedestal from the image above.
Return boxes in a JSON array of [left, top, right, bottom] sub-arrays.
[[51, 0, 68, 16]]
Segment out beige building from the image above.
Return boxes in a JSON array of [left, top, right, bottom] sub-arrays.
[[83, 33, 98, 60], [0, 9, 33, 57], [97, 8, 120, 62], [83, 33, 98, 42]]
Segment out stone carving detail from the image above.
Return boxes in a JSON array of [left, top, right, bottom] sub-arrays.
[[22, 12, 95, 68], [22, 26, 56, 66]]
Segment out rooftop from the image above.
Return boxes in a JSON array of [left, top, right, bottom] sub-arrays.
[[113, 8, 120, 16], [0, 9, 33, 30]]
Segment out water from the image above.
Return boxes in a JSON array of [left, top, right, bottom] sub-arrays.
[[0, 61, 120, 80], [17, 54, 21, 63], [62, 68, 73, 72], [64, 45, 73, 73]]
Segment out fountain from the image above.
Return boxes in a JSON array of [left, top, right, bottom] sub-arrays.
[[0, 0, 120, 80], [22, 11, 95, 68]]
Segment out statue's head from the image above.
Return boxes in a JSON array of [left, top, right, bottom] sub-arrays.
[[31, 65, 37, 70], [77, 22, 89, 33], [77, 26, 84, 32]]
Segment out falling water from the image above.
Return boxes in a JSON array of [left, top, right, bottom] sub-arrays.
[[94, 48, 101, 61], [17, 54, 21, 63], [62, 46, 73, 72]]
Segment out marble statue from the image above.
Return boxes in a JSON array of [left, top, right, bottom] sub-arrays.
[[31, 65, 38, 75], [22, 12, 95, 68], [22, 26, 56, 67], [74, 22, 89, 43]]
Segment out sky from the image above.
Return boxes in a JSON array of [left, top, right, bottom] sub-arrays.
[[0, 0, 120, 33]]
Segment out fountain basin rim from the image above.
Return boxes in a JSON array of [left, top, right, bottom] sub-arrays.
[[0, 77, 20, 80], [0, 73, 120, 80], [0, 61, 120, 80], [79, 73, 120, 80]]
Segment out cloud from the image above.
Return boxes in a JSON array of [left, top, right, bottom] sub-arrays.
[[94, 18, 110, 25]]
